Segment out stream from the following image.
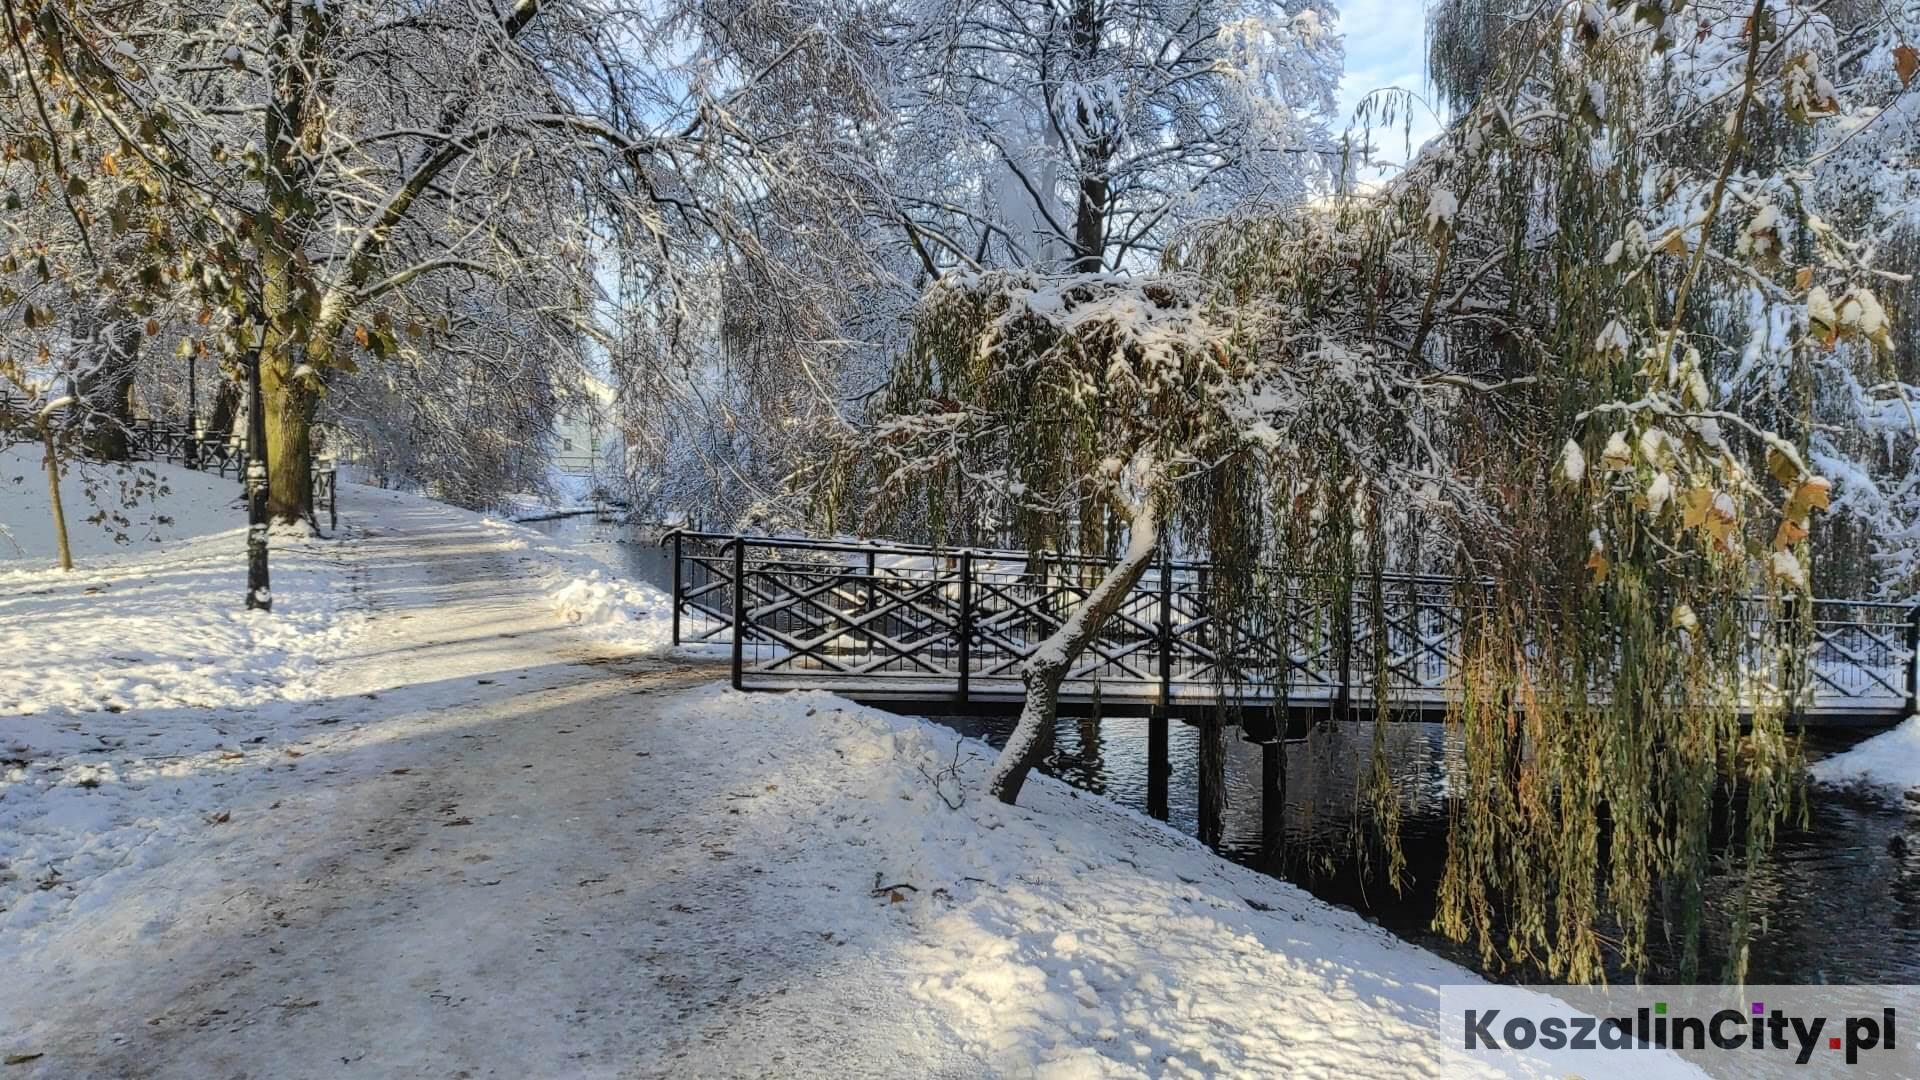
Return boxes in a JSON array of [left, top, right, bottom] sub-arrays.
[[529, 514, 1920, 984]]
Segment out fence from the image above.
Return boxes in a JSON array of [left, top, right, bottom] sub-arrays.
[[664, 531, 1919, 725]]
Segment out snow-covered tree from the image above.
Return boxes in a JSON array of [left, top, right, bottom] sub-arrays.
[[6, 0, 886, 523], [879, 0, 1345, 274], [1257, 0, 1916, 980], [828, 266, 1495, 804], [1427, 0, 1920, 601]]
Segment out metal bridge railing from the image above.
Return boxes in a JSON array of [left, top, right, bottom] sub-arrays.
[[663, 530, 1920, 722]]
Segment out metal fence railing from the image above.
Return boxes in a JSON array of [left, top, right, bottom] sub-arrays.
[[663, 530, 1919, 723]]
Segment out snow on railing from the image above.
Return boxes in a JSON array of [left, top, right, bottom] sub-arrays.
[[661, 530, 1920, 723]]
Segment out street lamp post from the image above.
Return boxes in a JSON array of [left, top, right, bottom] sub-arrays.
[[185, 350, 198, 469], [245, 316, 271, 612]]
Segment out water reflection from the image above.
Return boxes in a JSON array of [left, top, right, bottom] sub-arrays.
[[521, 515, 675, 588], [932, 710, 1920, 985]]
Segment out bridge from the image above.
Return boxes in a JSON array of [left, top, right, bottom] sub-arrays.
[[665, 531, 1919, 730]]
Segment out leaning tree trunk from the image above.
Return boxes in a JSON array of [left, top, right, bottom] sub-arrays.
[[989, 501, 1160, 805], [39, 417, 73, 572]]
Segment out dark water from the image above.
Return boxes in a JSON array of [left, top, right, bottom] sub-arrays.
[[523, 515, 675, 587], [547, 517, 1920, 985], [928, 712, 1920, 985]]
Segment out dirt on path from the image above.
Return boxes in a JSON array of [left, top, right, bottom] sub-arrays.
[[6, 490, 978, 1079]]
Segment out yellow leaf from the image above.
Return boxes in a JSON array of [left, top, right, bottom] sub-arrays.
[[353, 323, 369, 348], [1585, 550, 1611, 584], [1773, 517, 1809, 550], [1798, 475, 1831, 511], [1681, 488, 1713, 529], [1766, 446, 1802, 486], [1661, 231, 1687, 257], [1897, 44, 1919, 89], [1794, 266, 1812, 291], [1671, 603, 1699, 633]]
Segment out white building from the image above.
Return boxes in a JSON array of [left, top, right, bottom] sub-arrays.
[[551, 373, 620, 485]]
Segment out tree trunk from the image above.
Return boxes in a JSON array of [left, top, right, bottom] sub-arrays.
[[1066, 0, 1108, 273], [76, 313, 140, 461], [989, 500, 1160, 804], [255, 5, 334, 525], [262, 346, 314, 523], [40, 419, 73, 572], [207, 378, 240, 439]]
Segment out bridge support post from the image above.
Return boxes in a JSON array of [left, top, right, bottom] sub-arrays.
[[670, 532, 682, 647], [1147, 714, 1169, 821], [1335, 587, 1352, 721], [1148, 548, 1172, 822], [1261, 740, 1285, 857], [1907, 605, 1919, 718], [1198, 735, 1221, 848], [865, 550, 877, 615]]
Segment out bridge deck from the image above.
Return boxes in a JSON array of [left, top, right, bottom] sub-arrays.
[[665, 531, 1919, 730]]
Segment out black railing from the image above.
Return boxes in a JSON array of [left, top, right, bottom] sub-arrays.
[[7, 400, 339, 532], [124, 416, 338, 532], [309, 464, 338, 532], [664, 530, 1920, 724]]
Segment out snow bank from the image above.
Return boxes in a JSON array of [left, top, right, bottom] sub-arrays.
[[1811, 715, 1920, 796], [475, 516, 692, 657], [652, 685, 1645, 1078], [0, 445, 246, 563], [0, 454, 362, 716], [547, 573, 674, 652], [1, 456, 370, 938]]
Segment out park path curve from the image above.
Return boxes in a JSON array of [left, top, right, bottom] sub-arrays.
[[5, 489, 983, 1079]]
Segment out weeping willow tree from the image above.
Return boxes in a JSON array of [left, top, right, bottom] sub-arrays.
[[1178, 0, 1899, 982], [823, 272, 1245, 804], [823, 0, 1896, 985], [821, 269, 1489, 804]]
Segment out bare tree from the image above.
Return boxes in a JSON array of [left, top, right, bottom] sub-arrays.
[[9, 0, 886, 522], [880, 0, 1344, 274]]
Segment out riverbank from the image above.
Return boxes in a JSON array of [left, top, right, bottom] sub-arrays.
[[2, 470, 1589, 1077], [1813, 715, 1920, 795]]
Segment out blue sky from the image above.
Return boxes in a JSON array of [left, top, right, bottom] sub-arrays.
[[1332, 0, 1445, 174]]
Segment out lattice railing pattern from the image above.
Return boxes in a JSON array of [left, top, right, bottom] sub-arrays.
[[661, 531, 1919, 718]]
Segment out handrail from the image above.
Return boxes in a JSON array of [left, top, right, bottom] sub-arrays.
[[661, 529, 1915, 610], [658, 528, 1471, 582], [678, 528, 1920, 720]]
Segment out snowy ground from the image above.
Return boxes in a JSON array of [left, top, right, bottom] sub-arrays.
[[478, 514, 689, 658], [1, 450, 372, 940], [4, 474, 1637, 1077], [1812, 715, 1920, 797]]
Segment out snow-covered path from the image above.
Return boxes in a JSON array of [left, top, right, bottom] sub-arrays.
[[5, 487, 1601, 1078], [5, 490, 730, 1076]]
